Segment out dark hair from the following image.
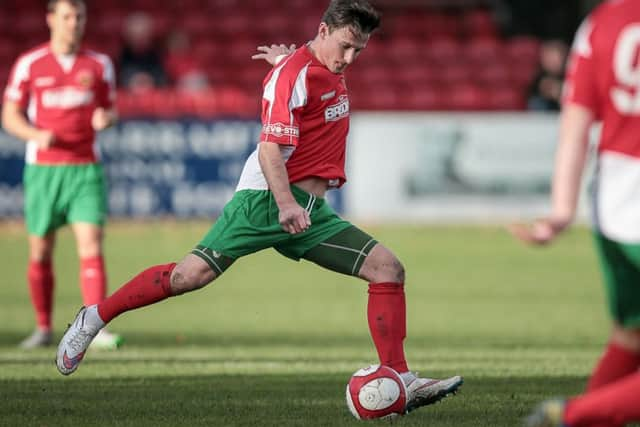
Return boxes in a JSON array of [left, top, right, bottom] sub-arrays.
[[321, 0, 381, 36], [47, 0, 85, 12]]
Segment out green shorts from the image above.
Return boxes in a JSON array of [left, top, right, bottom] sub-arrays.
[[24, 163, 107, 236], [594, 232, 640, 327], [192, 185, 377, 276]]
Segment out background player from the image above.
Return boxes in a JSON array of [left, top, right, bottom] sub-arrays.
[[511, 0, 640, 425], [2, 0, 122, 349], [55, 0, 463, 414]]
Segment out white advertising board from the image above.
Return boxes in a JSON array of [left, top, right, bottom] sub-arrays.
[[345, 112, 596, 223]]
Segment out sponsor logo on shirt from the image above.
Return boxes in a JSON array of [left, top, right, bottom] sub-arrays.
[[41, 86, 94, 108], [263, 122, 300, 138], [34, 77, 56, 87], [320, 90, 336, 101], [324, 95, 349, 122]]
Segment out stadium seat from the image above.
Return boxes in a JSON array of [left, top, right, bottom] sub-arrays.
[[448, 83, 490, 110], [463, 36, 502, 64], [425, 36, 463, 64], [402, 85, 448, 111], [505, 36, 541, 65], [462, 9, 498, 38], [488, 85, 526, 110]]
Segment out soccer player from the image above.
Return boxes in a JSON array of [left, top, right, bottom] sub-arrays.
[[55, 0, 463, 413], [2, 0, 122, 349], [510, 1, 640, 425]]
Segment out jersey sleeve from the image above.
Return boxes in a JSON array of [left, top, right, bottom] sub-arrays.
[[259, 60, 310, 146], [563, 16, 600, 115], [96, 54, 116, 109], [3, 56, 31, 109]]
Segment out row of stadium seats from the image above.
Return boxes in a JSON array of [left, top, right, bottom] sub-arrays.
[[116, 82, 525, 117], [0, 2, 539, 113]]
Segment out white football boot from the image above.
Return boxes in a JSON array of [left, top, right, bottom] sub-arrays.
[[19, 329, 53, 349], [402, 372, 463, 413], [56, 306, 104, 375]]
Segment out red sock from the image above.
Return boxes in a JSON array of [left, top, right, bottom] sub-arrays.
[[27, 260, 54, 331], [80, 256, 107, 306], [97, 263, 176, 323], [367, 282, 409, 373], [565, 371, 640, 426], [587, 341, 640, 392], [586, 342, 640, 427]]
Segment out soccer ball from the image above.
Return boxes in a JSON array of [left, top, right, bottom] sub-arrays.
[[345, 364, 407, 420]]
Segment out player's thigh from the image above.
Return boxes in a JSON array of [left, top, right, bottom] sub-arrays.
[[302, 225, 378, 277], [23, 165, 66, 236], [192, 190, 288, 275], [594, 232, 640, 327], [66, 164, 108, 227]]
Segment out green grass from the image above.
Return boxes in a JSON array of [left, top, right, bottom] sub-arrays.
[[0, 221, 612, 426]]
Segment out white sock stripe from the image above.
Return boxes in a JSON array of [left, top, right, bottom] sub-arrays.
[[351, 239, 376, 276], [193, 248, 223, 274]]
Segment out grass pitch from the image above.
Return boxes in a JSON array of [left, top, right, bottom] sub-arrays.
[[0, 221, 610, 426]]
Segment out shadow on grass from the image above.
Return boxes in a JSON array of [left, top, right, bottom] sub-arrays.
[[0, 374, 587, 427]]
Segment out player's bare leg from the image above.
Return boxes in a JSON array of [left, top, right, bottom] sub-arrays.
[[359, 243, 463, 412]]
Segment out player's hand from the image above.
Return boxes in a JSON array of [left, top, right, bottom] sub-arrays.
[[91, 108, 113, 131], [251, 44, 296, 65], [278, 201, 311, 234], [34, 129, 55, 150], [508, 217, 571, 246]]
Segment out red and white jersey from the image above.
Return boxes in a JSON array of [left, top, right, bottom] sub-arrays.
[[564, 0, 640, 242], [236, 45, 350, 191], [4, 43, 116, 165]]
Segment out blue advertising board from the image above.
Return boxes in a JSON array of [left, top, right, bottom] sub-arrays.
[[0, 119, 343, 219]]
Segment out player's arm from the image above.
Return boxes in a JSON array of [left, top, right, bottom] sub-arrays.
[[1, 100, 54, 149], [510, 103, 594, 245], [92, 55, 118, 131], [91, 107, 118, 131], [258, 141, 310, 234]]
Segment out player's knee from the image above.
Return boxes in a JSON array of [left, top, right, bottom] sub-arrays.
[[390, 257, 405, 283], [169, 263, 215, 295], [612, 325, 640, 353]]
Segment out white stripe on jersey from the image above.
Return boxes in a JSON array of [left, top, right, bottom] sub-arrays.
[[4, 46, 49, 101], [595, 151, 640, 242], [235, 144, 295, 191], [86, 50, 117, 98], [263, 58, 310, 144]]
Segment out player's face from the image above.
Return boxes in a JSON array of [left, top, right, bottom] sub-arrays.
[[318, 23, 369, 74], [47, 1, 86, 49]]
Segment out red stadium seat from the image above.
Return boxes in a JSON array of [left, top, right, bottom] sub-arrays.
[[386, 37, 422, 65], [401, 85, 448, 111], [463, 36, 502, 64], [462, 9, 498, 38], [425, 36, 463, 64], [488, 85, 526, 110], [448, 83, 490, 110], [505, 36, 541, 64], [439, 63, 474, 85]]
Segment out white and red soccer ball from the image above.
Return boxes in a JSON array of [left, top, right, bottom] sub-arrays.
[[345, 364, 407, 420]]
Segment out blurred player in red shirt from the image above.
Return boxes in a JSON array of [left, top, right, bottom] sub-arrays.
[[512, 1, 640, 425], [54, 0, 463, 414], [2, 0, 122, 349]]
